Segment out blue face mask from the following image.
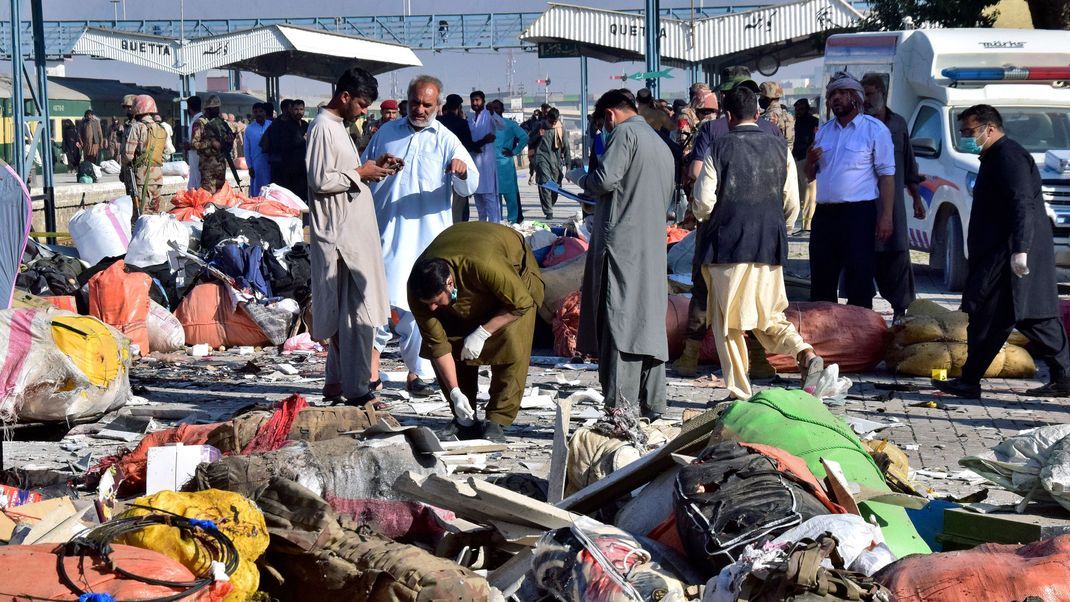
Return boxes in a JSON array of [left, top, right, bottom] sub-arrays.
[[959, 137, 982, 155], [960, 127, 988, 155], [449, 287, 458, 301]]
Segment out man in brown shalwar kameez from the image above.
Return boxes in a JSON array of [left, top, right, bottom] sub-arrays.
[[306, 67, 399, 405]]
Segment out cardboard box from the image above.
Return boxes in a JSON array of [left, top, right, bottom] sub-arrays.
[[146, 444, 221, 495]]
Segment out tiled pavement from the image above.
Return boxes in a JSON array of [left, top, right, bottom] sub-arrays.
[[4, 172, 1068, 508]]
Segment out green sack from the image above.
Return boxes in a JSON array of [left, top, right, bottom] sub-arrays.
[[713, 388, 931, 559]]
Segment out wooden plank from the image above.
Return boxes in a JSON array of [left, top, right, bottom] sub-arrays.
[[488, 548, 535, 597], [395, 472, 580, 530], [556, 407, 720, 514], [820, 458, 862, 515], [546, 394, 572, 504]]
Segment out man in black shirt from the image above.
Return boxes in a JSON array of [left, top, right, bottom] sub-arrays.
[[935, 104, 1070, 399]]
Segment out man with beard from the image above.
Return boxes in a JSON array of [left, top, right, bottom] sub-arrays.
[[467, 90, 501, 222], [261, 98, 309, 200], [567, 89, 674, 420], [805, 72, 894, 309], [362, 75, 479, 411], [862, 73, 926, 321]]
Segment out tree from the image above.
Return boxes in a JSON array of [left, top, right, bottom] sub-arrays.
[[861, 0, 1000, 30], [1026, 0, 1070, 29]]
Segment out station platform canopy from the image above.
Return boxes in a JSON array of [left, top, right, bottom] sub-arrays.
[[521, 0, 864, 74], [71, 23, 422, 81]]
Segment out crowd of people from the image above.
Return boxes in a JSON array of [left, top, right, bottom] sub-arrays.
[[100, 61, 1070, 443]]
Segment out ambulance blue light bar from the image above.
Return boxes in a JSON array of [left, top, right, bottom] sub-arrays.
[[942, 66, 1070, 81]]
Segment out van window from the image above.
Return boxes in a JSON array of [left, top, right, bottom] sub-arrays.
[[910, 106, 943, 156]]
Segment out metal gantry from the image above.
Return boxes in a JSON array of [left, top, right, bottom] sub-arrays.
[[0, 4, 863, 59]]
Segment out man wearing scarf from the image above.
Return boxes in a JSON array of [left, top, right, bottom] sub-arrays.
[[805, 72, 895, 309]]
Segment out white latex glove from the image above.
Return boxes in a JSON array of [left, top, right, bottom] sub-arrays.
[[449, 387, 476, 426], [565, 167, 587, 186], [1011, 252, 1030, 278], [461, 325, 492, 361]]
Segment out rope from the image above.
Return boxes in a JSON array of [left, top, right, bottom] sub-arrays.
[[55, 513, 239, 602]]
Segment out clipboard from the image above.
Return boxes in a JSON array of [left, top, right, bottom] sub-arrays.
[[540, 180, 598, 206]]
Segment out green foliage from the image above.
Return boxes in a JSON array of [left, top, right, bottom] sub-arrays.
[[860, 0, 1000, 30]]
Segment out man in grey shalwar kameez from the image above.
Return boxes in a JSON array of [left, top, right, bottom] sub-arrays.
[[306, 67, 398, 404], [862, 73, 926, 321], [567, 89, 675, 419]]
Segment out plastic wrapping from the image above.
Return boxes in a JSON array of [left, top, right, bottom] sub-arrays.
[[161, 160, 190, 177], [532, 516, 687, 602], [960, 424, 1070, 512], [147, 300, 185, 352], [69, 196, 133, 266], [126, 213, 192, 270], [0, 309, 131, 423]]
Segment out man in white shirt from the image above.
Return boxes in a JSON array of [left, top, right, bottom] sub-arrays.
[[467, 90, 500, 222], [363, 75, 479, 397], [805, 72, 895, 309]]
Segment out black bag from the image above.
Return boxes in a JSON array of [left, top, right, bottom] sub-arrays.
[[674, 442, 830, 576], [23, 253, 85, 296], [76, 160, 97, 182]]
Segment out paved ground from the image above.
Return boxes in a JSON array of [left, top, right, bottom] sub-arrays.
[[5, 172, 1068, 507]]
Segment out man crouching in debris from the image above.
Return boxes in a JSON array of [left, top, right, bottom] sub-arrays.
[[408, 222, 545, 442], [692, 85, 824, 400]]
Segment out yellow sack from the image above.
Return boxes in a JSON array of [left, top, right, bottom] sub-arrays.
[[52, 315, 126, 387], [119, 489, 269, 602], [889, 341, 1034, 379]]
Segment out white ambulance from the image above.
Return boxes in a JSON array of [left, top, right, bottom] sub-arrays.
[[822, 29, 1070, 291]]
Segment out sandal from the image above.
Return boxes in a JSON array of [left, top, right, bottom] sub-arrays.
[[369, 378, 383, 392], [799, 354, 824, 392]]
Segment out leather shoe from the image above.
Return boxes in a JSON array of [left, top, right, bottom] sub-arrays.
[[437, 420, 483, 442], [406, 378, 437, 398], [482, 420, 508, 443], [932, 378, 981, 399], [1026, 380, 1070, 398]]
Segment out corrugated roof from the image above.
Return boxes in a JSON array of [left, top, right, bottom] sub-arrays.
[[520, 0, 864, 64], [70, 24, 421, 80]]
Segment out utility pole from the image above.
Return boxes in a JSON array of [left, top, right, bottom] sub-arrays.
[[644, 0, 661, 96]]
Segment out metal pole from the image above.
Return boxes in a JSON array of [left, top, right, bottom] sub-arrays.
[[644, 0, 661, 97], [9, 0, 26, 181], [579, 55, 589, 164], [30, 0, 55, 240]]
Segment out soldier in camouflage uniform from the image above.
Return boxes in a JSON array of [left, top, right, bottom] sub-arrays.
[[759, 81, 795, 154], [191, 95, 234, 194], [118, 94, 137, 198], [123, 95, 167, 222]]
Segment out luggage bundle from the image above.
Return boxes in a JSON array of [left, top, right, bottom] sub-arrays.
[[0, 308, 131, 423], [886, 299, 1035, 378], [674, 443, 834, 575]]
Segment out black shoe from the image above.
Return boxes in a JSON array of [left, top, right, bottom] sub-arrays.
[[1026, 380, 1070, 398], [932, 378, 981, 399], [892, 311, 907, 326], [482, 420, 507, 443], [406, 378, 437, 398], [437, 420, 482, 442]]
